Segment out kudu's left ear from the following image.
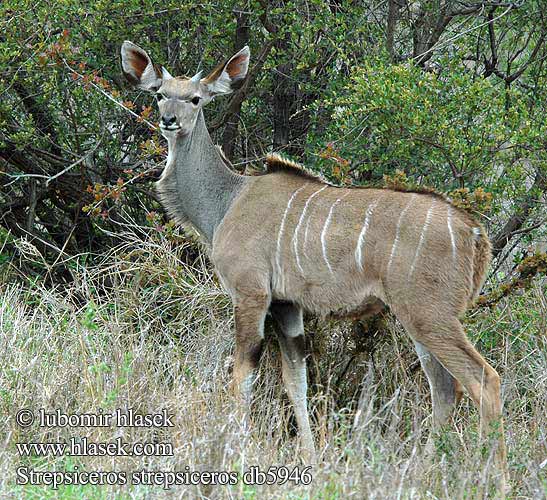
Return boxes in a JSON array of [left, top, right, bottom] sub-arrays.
[[202, 46, 250, 96], [120, 41, 172, 91]]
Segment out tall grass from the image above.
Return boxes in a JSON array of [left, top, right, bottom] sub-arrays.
[[0, 226, 546, 499]]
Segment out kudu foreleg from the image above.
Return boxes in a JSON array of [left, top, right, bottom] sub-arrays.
[[270, 302, 316, 464], [231, 294, 268, 411]]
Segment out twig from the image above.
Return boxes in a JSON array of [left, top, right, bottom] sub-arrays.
[[3, 139, 103, 187], [45, 138, 103, 186], [48, 225, 76, 278], [62, 59, 158, 130], [26, 179, 37, 231], [506, 219, 546, 238], [411, 4, 514, 64]]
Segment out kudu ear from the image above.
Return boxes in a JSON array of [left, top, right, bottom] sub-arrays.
[[202, 46, 250, 96], [121, 41, 170, 91]]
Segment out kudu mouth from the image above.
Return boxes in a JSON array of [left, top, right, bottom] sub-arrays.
[[159, 122, 185, 137]]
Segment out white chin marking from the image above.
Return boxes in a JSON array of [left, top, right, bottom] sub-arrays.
[[160, 127, 183, 138]]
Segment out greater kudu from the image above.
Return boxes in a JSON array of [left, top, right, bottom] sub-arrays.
[[121, 41, 508, 491]]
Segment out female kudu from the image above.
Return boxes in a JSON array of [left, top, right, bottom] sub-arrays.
[[121, 41, 507, 492]]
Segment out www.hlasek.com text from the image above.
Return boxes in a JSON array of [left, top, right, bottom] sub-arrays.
[[17, 437, 173, 457]]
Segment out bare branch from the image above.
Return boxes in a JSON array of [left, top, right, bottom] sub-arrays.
[[491, 169, 547, 257]]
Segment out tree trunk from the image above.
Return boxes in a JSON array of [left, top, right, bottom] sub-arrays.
[[273, 36, 294, 150], [221, 8, 250, 160], [386, 0, 402, 61]]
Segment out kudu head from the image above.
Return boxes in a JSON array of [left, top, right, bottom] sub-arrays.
[[121, 41, 250, 138]]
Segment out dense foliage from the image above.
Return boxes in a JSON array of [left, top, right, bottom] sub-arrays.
[[1, 0, 546, 285], [1, 4, 546, 498]]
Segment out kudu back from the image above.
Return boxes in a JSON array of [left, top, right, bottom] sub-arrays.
[[121, 41, 507, 492]]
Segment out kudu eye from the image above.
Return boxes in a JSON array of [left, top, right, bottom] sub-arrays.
[[191, 96, 201, 106], [156, 93, 165, 102]]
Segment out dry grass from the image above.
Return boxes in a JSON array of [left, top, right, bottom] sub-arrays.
[[0, 226, 546, 499]]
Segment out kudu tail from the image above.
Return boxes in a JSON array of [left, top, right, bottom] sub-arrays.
[[469, 225, 492, 305]]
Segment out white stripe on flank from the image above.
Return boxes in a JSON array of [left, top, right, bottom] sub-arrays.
[[355, 198, 381, 272], [275, 184, 308, 285], [303, 215, 313, 258], [321, 194, 349, 274], [447, 205, 457, 262], [303, 188, 328, 258], [387, 194, 417, 274], [292, 185, 328, 274], [408, 200, 436, 279]]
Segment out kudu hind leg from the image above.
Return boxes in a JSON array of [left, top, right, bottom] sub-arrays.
[[413, 341, 463, 429], [401, 313, 507, 488], [270, 302, 316, 463]]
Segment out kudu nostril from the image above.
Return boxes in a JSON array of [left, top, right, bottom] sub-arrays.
[[161, 115, 176, 126]]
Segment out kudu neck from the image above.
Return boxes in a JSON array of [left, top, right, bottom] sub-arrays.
[[163, 110, 247, 243]]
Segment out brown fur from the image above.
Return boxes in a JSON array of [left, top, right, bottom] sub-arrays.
[[262, 154, 491, 305], [225, 53, 248, 79], [264, 154, 483, 224], [202, 60, 226, 85], [121, 40, 506, 491], [121, 43, 164, 89], [471, 225, 493, 302], [212, 168, 506, 490], [202, 52, 247, 86], [213, 170, 487, 319], [126, 47, 148, 77], [265, 153, 336, 185]]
